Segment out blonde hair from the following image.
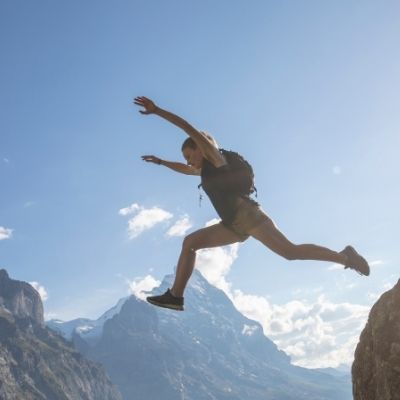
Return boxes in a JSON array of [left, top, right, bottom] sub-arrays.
[[181, 131, 219, 151], [201, 131, 219, 148]]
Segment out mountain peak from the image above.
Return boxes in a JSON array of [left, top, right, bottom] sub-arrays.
[[0, 269, 44, 326], [0, 269, 10, 280], [64, 268, 351, 400]]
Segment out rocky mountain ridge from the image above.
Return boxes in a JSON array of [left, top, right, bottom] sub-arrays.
[[0, 269, 44, 326], [0, 269, 122, 400]]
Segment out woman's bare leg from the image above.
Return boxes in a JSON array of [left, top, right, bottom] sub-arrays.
[[248, 217, 348, 265], [171, 223, 242, 297]]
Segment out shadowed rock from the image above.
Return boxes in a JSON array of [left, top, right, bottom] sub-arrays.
[[352, 279, 400, 400], [0, 269, 44, 326]]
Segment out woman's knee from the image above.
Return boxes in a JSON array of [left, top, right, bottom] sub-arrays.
[[182, 234, 201, 253]]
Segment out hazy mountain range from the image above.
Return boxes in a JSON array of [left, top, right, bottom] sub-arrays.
[[48, 270, 352, 400]]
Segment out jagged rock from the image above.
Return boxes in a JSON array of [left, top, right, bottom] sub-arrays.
[[0, 269, 44, 326], [352, 279, 400, 400], [0, 269, 122, 400]]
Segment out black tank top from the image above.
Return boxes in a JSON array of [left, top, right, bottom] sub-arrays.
[[200, 157, 251, 225]]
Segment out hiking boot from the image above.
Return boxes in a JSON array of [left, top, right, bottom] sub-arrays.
[[341, 246, 370, 276], [146, 289, 184, 311]]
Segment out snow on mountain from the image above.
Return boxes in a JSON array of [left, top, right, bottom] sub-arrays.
[[47, 296, 128, 341]]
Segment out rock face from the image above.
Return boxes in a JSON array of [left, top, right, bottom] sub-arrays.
[[0, 269, 44, 326], [0, 269, 122, 400], [352, 279, 400, 400]]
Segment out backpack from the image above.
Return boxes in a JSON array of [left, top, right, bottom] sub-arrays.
[[220, 149, 256, 196], [198, 149, 257, 206]]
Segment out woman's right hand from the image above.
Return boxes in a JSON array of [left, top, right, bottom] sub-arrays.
[[134, 96, 157, 114], [141, 155, 162, 165]]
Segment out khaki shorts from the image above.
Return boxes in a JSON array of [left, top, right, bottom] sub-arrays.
[[221, 197, 270, 242]]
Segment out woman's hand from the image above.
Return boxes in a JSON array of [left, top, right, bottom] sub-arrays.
[[141, 155, 162, 165], [134, 96, 157, 114]]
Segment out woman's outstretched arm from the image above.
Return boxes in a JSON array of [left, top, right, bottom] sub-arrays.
[[134, 96, 224, 166], [142, 155, 200, 175]]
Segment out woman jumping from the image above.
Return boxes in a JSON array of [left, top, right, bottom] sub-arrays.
[[134, 96, 370, 311]]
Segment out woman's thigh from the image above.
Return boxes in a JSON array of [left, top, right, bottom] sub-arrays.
[[184, 223, 243, 251], [247, 217, 296, 258]]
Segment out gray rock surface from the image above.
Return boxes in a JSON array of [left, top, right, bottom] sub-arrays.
[[0, 269, 44, 326], [352, 279, 400, 400], [0, 269, 122, 400]]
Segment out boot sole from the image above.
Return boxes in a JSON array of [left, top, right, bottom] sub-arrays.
[[147, 298, 184, 311]]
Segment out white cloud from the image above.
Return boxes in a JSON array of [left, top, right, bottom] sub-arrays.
[[166, 215, 192, 237], [365, 278, 396, 305], [382, 281, 394, 291], [44, 312, 58, 321], [0, 226, 13, 240], [382, 277, 398, 290], [119, 203, 173, 239], [231, 291, 369, 368], [119, 203, 140, 216], [3, 158, 9, 164], [205, 218, 221, 227], [370, 260, 384, 267], [29, 281, 49, 301], [195, 219, 240, 294], [129, 275, 161, 300], [196, 244, 239, 294], [367, 292, 380, 301], [328, 263, 343, 271]]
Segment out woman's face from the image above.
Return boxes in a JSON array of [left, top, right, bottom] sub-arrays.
[[182, 146, 203, 169]]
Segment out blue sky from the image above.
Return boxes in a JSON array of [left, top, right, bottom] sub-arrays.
[[1, 1, 399, 367]]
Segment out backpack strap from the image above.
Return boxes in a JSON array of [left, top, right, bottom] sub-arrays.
[[198, 183, 203, 207]]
